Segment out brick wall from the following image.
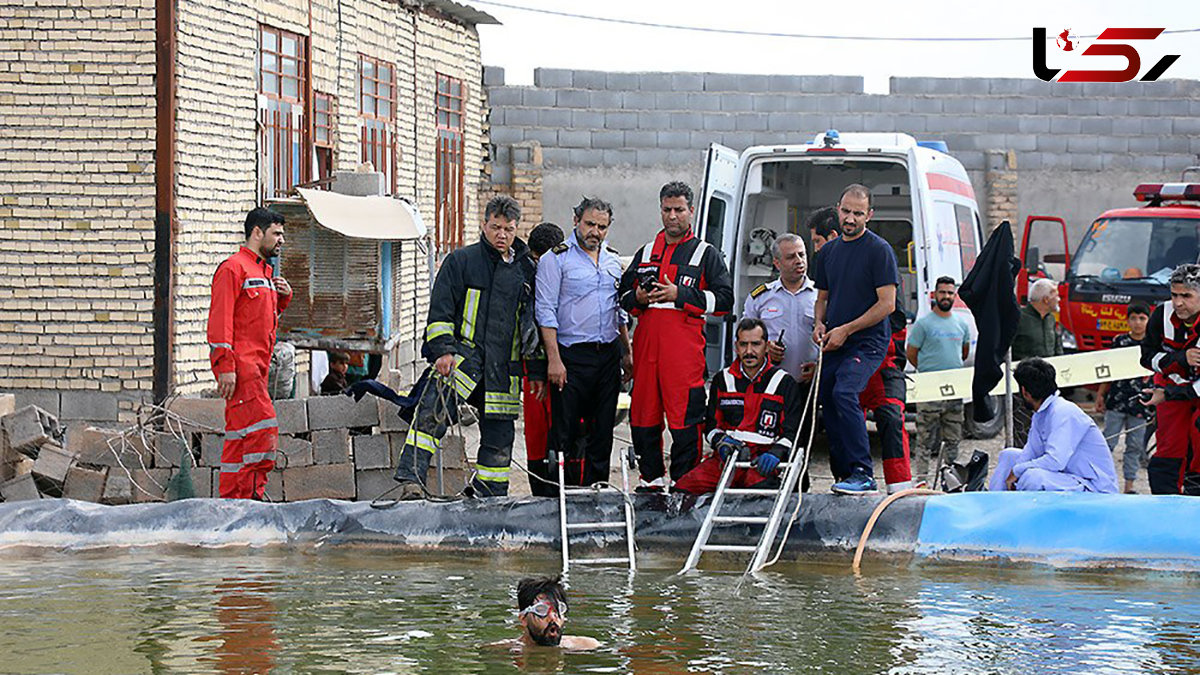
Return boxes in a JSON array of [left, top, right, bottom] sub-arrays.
[[0, 0, 157, 419], [1, 0, 487, 420]]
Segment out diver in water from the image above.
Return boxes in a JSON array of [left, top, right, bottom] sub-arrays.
[[490, 575, 599, 652]]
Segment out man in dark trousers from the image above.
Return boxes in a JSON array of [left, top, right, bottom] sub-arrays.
[[620, 181, 733, 490], [393, 195, 545, 499], [536, 197, 633, 488], [207, 207, 293, 499], [812, 184, 901, 494]]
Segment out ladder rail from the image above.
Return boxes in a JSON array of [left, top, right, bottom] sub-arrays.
[[747, 443, 808, 573], [620, 447, 637, 572], [558, 450, 570, 576], [679, 452, 740, 573]]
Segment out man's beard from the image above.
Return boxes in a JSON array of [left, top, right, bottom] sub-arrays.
[[527, 623, 562, 646], [260, 243, 280, 259], [936, 299, 953, 312]]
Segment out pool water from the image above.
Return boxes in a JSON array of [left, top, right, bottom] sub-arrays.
[[1, 548, 1197, 674]]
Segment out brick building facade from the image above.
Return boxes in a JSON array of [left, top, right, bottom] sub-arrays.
[[0, 0, 494, 424]]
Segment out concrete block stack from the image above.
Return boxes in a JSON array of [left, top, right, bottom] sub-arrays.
[[0, 393, 476, 505]]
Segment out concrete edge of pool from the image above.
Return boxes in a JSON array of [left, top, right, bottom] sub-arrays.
[[0, 492, 1196, 572]]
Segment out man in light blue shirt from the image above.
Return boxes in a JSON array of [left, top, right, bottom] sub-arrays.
[[535, 197, 632, 486], [989, 358, 1119, 493], [743, 233, 819, 385], [906, 276, 971, 483]]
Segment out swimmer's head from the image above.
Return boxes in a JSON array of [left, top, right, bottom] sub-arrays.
[[517, 575, 568, 647]]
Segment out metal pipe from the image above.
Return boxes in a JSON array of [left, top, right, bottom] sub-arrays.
[[153, 0, 178, 404], [1004, 348, 1014, 447]]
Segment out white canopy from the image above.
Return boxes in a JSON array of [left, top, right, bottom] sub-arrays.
[[295, 188, 426, 240]]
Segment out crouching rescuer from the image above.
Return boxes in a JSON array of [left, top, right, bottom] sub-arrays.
[[207, 207, 293, 499], [674, 318, 802, 494], [393, 196, 546, 499]]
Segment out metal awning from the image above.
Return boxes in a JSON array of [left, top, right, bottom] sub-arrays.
[[294, 188, 426, 240]]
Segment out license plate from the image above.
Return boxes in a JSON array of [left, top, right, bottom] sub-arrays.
[[1097, 318, 1128, 332]]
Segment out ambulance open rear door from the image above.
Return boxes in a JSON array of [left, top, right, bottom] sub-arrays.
[[696, 142, 741, 371]]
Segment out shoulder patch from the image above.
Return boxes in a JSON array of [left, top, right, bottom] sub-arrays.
[[551, 243, 569, 254], [750, 283, 769, 299]]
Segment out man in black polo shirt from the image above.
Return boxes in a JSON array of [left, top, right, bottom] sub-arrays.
[[812, 184, 901, 494]]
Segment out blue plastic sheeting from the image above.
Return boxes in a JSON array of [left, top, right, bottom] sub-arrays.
[[917, 492, 1200, 571]]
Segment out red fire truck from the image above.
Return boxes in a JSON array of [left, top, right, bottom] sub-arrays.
[[1018, 169, 1200, 351]]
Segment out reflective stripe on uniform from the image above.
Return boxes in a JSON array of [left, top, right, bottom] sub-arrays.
[[474, 464, 510, 482], [242, 277, 274, 290], [451, 368, 477, 399], [688, 240, 710, 266], [405, 427, 440, 455], [225, 417, 278, 440], [726, 429, 779, 445], [702, 290, 716, 314], [461, 288, 482, 343], [764, 369, 788, 396], [219, 451, 275, 474], [209, 342, 233, 351], [427, 321, 455, 341]]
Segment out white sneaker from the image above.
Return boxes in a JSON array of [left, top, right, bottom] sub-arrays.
[[886, 480, 913, 494]]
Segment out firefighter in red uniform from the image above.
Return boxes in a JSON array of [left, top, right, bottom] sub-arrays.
[[207, 207, 292, 499], [1141, 264, 1200, 495], [675, 318, 801, 494], [619, 181, 733, 490]]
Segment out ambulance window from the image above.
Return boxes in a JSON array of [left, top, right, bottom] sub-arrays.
[[931, 201, 965, 283], [955, 204, 978, 275], [704, 196, 727, 248]]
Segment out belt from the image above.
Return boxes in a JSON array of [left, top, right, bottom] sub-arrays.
[[561, 340, 618, 351]]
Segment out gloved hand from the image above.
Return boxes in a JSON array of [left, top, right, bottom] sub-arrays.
[[712, 432, 745, 462], [754, 452, 781, 476]]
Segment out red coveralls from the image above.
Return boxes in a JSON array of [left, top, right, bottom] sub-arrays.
[[1141, 302, 1200, 494], [675, 361, 800, 494], [620, 230, 733, 484], [208, 246, 291, 499], [858, 332, 913, 488], [521, 379, 555, 496]]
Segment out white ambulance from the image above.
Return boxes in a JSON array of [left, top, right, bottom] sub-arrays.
[[695, 131, 997, 433]]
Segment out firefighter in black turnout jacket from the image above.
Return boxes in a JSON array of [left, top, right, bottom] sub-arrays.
[[394, 196, 545, 499]]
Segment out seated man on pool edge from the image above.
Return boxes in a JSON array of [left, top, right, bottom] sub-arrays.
[[491, 575, 599, 651], [989, 358, 1119, 493]]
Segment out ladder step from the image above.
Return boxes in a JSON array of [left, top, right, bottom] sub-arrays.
[[712, 515, 769, 525], [723, 488, 779, 496], [701, 544, 757, 552], [571, 557, 631, 565], [733, 461, 790, 469], [565, 521, 627, 531]]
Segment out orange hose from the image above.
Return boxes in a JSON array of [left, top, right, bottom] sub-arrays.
[[851, 488, 941, 573]]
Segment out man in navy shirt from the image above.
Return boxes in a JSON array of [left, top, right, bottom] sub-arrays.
[[812, 184, 901, 494]]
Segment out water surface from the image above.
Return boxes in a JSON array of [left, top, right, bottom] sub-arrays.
[[1, 548, 1197, 674]]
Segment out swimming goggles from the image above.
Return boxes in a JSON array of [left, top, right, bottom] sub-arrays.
[[520, 599, 567, 619]]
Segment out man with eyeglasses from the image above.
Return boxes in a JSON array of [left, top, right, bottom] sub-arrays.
[[489, 575, 599, 651]]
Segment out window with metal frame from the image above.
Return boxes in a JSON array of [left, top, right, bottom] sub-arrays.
[[436, 72, 466, 252], [258, 25, 309, 202], [360, 55, 396, 195], [314, 92, 335, 185]]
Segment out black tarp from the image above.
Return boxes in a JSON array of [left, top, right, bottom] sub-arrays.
[[959, 221, 1022, 421]]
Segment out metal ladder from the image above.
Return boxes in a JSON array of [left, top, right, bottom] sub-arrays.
[[679, 442, 808, 574], [558, 446, 637, 575]]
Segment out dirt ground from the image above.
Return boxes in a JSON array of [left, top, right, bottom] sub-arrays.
[[450, 391, 1149, 497]]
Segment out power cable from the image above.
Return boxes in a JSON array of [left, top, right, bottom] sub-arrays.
[[472, 2, 1200, 42]]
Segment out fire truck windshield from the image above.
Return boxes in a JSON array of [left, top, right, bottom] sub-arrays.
[[1071, 217, 1200, 285]]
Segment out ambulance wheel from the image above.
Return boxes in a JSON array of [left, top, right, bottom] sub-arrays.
[[964, 396, 1004, 440]]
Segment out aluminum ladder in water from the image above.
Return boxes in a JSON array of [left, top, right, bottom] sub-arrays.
[[558, 446, 637, 575], [678, 442, 808, 574]]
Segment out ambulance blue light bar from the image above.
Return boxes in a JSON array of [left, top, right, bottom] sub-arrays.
[[917, 140, 949, 153]]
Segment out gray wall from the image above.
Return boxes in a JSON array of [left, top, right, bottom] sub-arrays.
[[485, 66, 1200, 247]]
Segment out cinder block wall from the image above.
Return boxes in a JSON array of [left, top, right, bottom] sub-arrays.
[[484, 68, 1200, 253], [0, 0, 157, 416]]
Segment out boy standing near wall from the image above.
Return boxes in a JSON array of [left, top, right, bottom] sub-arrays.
[[1096, 302, 1153, 493]]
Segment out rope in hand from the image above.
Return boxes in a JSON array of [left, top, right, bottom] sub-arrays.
[[753, 349, 823, 574]]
